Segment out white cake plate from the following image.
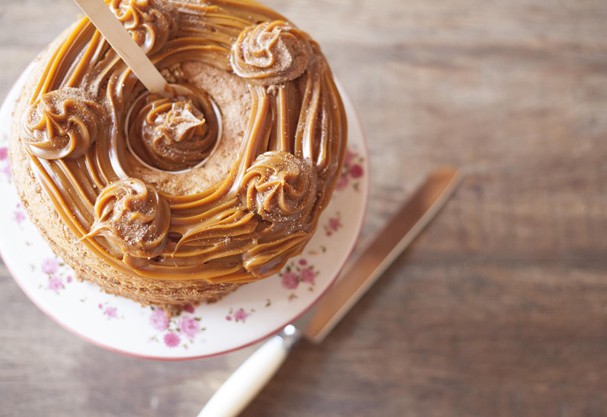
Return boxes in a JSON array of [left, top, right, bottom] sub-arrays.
[[0, 68, 369, 360]]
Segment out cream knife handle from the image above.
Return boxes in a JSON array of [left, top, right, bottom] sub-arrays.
[[197, 327, 301, 417]]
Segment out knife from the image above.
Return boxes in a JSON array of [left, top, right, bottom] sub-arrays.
[[197, 167, 463, 417]]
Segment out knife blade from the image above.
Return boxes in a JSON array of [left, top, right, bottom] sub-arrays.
[[197, 167, 463, 417]]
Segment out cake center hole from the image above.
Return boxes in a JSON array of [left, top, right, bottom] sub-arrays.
[[125, 85, 222, 173]]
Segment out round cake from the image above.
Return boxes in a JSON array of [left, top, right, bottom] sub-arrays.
[[8, 0, 346, 311]]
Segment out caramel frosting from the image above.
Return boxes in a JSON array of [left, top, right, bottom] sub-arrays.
[[109, 0, 176, 53], [243, 151, 317, 224], [86, 178, 170, 259], [19, 0, 347, 284], [127, 90, 219, 171], [231, 20, 313, 86], [22, 87, 106, 160]]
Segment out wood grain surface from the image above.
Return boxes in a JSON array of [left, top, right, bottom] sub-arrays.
[[2, 1, 607, 416]]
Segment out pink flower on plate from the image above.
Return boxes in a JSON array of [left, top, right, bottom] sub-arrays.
[[329, 217, 342, 231], [179, 316, 199, 339], [0, 147, 7, 161], [325, 215, 342, 236], [41, 258, 60, 275], [48, 277, 64, 292], [1, 164, 10, 180], [279, 258, 319, 299], [300, 266, 316, 285], [282, 270, 299, 290], [150, 308, 169, 331], [233, 308, 250, 323], [104, 306, 118, 319], [226, 307, 253, 323], [344, 149, 355, 165], [164, 332, 180, 348], [14, 206, 26, 224], [335, 148, 364, 193], [335, 174, 349, 191], [349, 163, 364, 179]]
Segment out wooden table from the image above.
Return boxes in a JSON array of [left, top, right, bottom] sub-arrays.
[[2, 0, 607, 416]]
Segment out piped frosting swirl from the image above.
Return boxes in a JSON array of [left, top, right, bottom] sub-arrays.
[[242, 151, 317, 224], [109, 0, 175, 53], [22, 87, 105, 160], [86, 178, 170, 259], [231, 21, 313, 85], [127, 91, 220, 171]]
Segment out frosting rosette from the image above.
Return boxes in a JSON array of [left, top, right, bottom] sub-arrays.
[[109, 0, 175, 53], [21, 87, 104, 160], [242, 151, 318, 224], [230, 20, 313, 85], [127, 91, 220, 171], [87, 178, 170, 259]]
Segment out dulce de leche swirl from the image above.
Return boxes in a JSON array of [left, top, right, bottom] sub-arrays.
[[231, 20, 313, 86], [22, 87, 105, 160], [85, 178, 170, 260], [109, 0, 176, 53], [127, 91, 220, 171], [19, 0, 347, 285]]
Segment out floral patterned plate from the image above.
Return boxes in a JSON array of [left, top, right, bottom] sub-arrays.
[[0, 68, 368, 360]]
